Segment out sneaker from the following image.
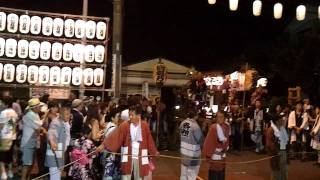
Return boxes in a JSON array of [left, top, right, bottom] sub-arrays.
[[7, 171, 13, 179], [1, 173, 7, 180]]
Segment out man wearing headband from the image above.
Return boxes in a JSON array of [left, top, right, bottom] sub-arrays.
[[21, 98, 44, 180]]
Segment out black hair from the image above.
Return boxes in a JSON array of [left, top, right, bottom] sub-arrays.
[[105, 108, 121, 122], [129, 105, 143, 115], [48, 100, 59, 109], [2, 96, 13, 108], [186, 107, 197, 118]]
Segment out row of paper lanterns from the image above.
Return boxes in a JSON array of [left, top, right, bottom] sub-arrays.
[[0, 38, 105, 63], [0, 63, 104, 86], [0, 12, 107, 39], [208, 0, 319, 21]]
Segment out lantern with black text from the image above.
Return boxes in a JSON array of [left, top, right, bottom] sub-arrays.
[[29, 41, 40, 59], [19, 15, 30, 34], [3, 64, 15, 83], [72, 67, 82, 86], [75, 20, 85, 39], [27, 65, 38, 84], [53, 18, 63, 37], [42, 17, 53, 36], [153, 60, 167, 87], [64, 19, 75, 38], [83, 68, 94, 86], [73, 44, 84, 63], [30, 16, 41, 35], [7, 13, 18, 33], [17, 39, 29, 58], [52, 42, 62, 61], [0, 63, 3, 80], [38, 65, 50, 84], [0, 12, 6, 31], [63, 43, 73, 61], [85, 45, 95, 63], [0, 38, 5, 56], [16, 64, 28, 83], [94, 45, 104, 63], [61, 67, 72, 85], [5, 38, 17, 58], [86, 20, 96, 39], [94, 68, 103, 86], [40, 41, 51, 60], [96, 21, 107, 40], [50, 66, 60, 85]]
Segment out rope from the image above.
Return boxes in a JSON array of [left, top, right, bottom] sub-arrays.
[[31, 151, 317, 180]]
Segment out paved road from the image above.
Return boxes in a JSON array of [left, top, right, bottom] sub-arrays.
[[152, 151, 320, 180]]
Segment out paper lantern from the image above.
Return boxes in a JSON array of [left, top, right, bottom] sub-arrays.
[[40, 41, 51, 60], [84, 45, 95, 63], [75, 20, 85, 39], [17, 39, 29, 58], [93, 68, 104, 86], [274, 3, 283, 19], [29, 41, 40, 59], [16, 64, 28, 83], [28, 65, 39, 84], [64, 19, 75, 38], [61, 67, 72, 85], [3, 64, 15, 83], [50, 66, 61, 85], [63, 43, 73, 61], [30, 16, 41, 35], [5, 38, 17, 58], [296, 5, 306, 21], [85, 20, 96, 39], [51, 42, 62, 61], [0, 12, 6, 31], [73, 44, 84, 62], [94, 45, 105, 63], [38, 65, 50, 84], [53, 18, 64, 37], [83, 68, 94, 86], [0, 38, 5, 56], [229, 0, 238, 11], [42, 17, 53, 36], [96, 21, 107, 40], [19, 15, 31, 34], [72, 67, 82, 86], [208, 0, 216, 5], [0, 63, 3, 80], [253, 0, 262, 16], [318, 6, 320, 19], [7, 13, 18, 33]]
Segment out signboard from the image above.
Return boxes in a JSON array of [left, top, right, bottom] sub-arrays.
[[153, 60, 167, 87]]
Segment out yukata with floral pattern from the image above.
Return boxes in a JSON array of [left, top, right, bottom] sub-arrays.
[[68, 136, 96, 180]]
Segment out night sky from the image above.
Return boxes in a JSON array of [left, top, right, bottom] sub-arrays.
[[0, 0, 318, 71]]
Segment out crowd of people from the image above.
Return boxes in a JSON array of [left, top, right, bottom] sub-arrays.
[[0, 89, 319, 180]]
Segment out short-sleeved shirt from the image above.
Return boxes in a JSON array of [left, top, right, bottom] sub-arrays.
[[21, 110, 42, 148]]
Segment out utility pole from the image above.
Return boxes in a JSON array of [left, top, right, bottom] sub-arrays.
[[80, 0, 88, 99], [112, 0, 123, 97]]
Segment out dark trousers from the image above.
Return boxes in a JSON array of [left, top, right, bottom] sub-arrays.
[[209, 169, 225, 180]]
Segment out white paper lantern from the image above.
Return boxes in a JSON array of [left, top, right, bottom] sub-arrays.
[[42, 17, 53, 36], [73, 44, 84, 62], [0, 63, 3, 80], [50, 66, 61, 85], [53, 18, 64, 37], [75, 20, 85, 39], [40, 41, 51, 60], [0, 38, 5, 56], [72, 67, 82, 86], [63, 43, 73, 61], [29, 41, 40, 59], [3, 64, 15, 83], [274, 3, 283, 19], [96, 21, 107, 40], [16, 64, 28, 83], [93, 68, 104, 86], [61, 67, 72, 85], [27, 65, 38, 84], [64, 19, 75, 38], [7, 13, 18, 33], [318, 6, 320, 19], [30, 16, 42, 35], [38, 65, 50, 84], [19, 15, 31, 34], [17, 40, 29, 58], [84, 45, 95, 63], [5, 38, 17, 58], [208, 0, 216, 5], [51, 42, 62, 61], [296, 5, 306, 21], [229, 0, 238, 11], [0, 12, 6, 31], [253, 0, 262, 17], [83, 68, 94, 86], [85, 20, 96, 39], [94, 45, 105, 63]]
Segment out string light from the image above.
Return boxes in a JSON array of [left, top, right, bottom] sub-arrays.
[[229, 0, 239, 11], [273, 3, 283, 19], [253, 0, 262, 16], [296, 5, 306, 21], [208, 0, 216, 5]]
